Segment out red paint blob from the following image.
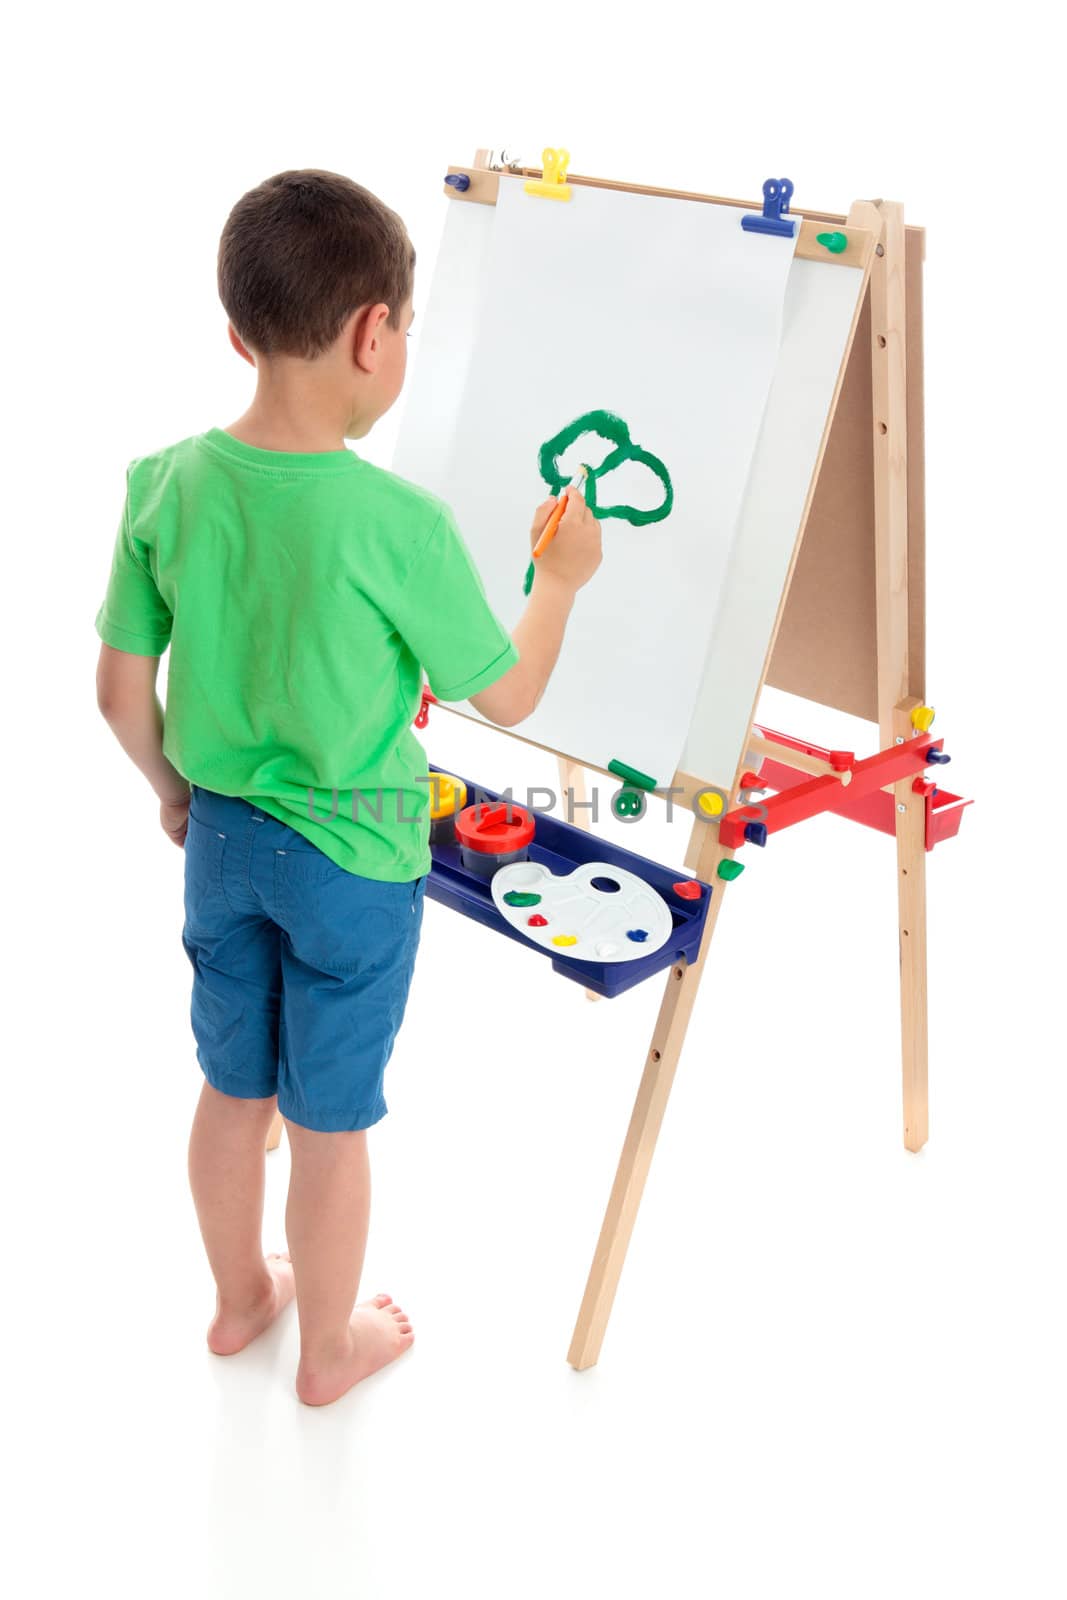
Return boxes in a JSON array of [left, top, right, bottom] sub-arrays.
[[527, 914, 549, 927]]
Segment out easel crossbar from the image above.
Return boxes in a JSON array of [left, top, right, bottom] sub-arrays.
[[719, 731, 944, 848]]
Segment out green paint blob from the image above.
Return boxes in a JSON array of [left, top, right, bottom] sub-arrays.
[[539, 409, 674, 526], [503, 890, 542, 907]]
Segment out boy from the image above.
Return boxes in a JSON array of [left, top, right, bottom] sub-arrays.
[[94, 169, 602, 1407]]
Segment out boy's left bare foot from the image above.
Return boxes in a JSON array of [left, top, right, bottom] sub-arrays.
[[207, 1253, 296, 1355]]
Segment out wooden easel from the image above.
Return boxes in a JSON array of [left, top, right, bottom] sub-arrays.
[[265, 158, 939, 1373]]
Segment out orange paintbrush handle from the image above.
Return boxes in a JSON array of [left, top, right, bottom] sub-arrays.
[[532, 492, 569, 560]]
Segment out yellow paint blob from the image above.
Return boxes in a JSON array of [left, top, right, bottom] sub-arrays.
[[551, 934, 578, 947]]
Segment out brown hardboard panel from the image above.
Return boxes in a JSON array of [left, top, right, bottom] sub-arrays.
[[766, 224, 926, 721]]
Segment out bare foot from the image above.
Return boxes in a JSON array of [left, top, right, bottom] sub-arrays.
[[207, 1253, 296, 1356], [296, 1294, 414, 1406]]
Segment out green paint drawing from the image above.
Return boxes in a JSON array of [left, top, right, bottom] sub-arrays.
[[538, 410, 674, 527]]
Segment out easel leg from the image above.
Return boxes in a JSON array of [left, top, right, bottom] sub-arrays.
[[567, 824, 731, 1370], [266, 1110, 284, 1152], [567, 964, 694, 1368], [895, 704, 929, 1151], [871, 199, 929, 1152]]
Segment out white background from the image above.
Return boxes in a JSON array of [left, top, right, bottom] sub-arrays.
[[5, 5, 1064, 1598]]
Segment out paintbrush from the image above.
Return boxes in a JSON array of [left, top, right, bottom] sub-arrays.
[[532, 465, 589, 561]]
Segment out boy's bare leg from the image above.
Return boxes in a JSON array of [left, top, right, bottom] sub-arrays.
[[188, 1081, 296, 1354], [284, 1123, 414, 1406]]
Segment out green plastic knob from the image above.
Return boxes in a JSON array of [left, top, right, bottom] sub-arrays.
[[613, 787, 645, 820]]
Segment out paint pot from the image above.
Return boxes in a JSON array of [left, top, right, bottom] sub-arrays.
[[455, 800, 535, 880], [428, 772, 468, 846]]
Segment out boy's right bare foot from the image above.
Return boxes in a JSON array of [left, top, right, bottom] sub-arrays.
[[295, 1293, 414, 1407]]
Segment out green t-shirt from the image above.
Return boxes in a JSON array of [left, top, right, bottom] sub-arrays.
[[95, 427, 519, 881]]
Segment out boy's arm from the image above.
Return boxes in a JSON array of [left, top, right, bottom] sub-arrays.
[[469, 493, 602, 727], [95, 474, 188, 841], [385, 493, 601, 726], [468, 570, 574, 727], [96, 645, 191, 843]]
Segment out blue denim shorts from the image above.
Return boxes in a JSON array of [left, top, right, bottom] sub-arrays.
[[181, 784, 427, 1132]]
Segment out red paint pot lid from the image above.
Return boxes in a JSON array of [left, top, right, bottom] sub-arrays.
[[455, 801, 535, 853]]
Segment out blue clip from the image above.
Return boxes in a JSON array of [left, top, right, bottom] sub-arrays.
[[744, 821, 768, 847], [926, 749, 951, 766], [444, 173, 471, 193], [741, 178, 797, 238]]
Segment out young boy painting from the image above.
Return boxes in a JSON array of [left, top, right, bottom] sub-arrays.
[[94, 169, 602, 1405]]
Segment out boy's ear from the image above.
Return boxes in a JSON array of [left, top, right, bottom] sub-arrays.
[[352, 303, 391, 374], [227, 324, 256, 367]]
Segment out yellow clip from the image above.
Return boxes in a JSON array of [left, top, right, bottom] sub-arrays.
[[911, 705, 936, 732], [524, 147, 572, 201], [428, 772, 467, 822]]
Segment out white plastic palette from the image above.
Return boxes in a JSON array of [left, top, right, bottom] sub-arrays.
[[490, 859, 673, 964]]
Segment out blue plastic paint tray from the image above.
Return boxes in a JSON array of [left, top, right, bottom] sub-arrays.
[[425, 764, 713, 999]]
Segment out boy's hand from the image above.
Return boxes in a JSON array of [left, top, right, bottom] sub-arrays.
[[161, 795, 190, 847], [530, 491, 602, 592]]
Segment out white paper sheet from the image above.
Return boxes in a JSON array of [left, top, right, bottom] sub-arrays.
[[394, 179, 798, 784]]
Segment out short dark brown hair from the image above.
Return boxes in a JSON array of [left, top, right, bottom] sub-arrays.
[[217, 169, 415, 358]]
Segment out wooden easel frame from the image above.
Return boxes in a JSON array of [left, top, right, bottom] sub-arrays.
[[266, 159, 930, 1373]]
